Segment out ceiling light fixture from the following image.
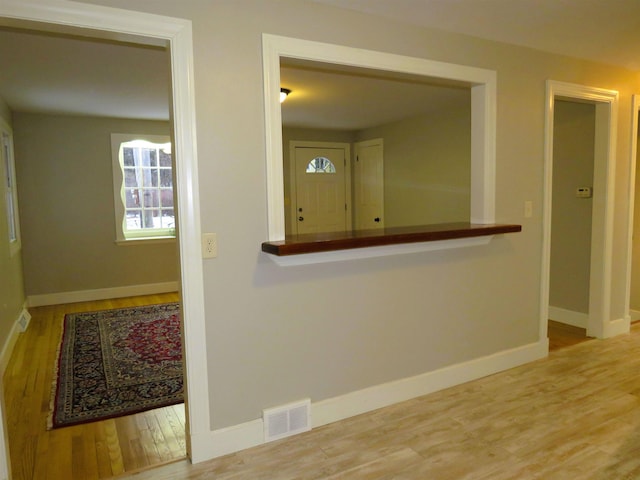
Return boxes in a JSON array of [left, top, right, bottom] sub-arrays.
[[280, 88, 291, 103]]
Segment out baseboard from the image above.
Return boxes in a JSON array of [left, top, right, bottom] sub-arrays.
[[0, 304, 29, 377], [629, 310, 640, 322], [548, 305, 588, 329], [194, 339, 548, 463], [603, 316, 630, 339], [27, 281, 179, 307]]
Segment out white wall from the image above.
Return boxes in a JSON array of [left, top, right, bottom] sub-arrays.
[[77, 0, 638, 433], [13, 113, 178, 297]]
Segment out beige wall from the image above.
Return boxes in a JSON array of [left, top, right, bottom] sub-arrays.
[[13, 113, 178, 297], [549, 100, 596, 314], [357, 105, 471, 227], [79, 0, 638, 431], [0, 98, 25, 347]]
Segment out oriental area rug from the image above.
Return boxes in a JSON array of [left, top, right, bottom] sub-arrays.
[[49, 303, 183, 429]]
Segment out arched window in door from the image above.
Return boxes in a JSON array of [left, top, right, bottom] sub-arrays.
[[306, 156, 336, 173]]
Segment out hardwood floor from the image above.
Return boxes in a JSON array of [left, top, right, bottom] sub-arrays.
[[124, 323, 640, 480], [3, 293, 186, 480], [548, 319, 590, 351]]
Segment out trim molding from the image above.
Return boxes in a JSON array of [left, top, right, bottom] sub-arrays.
[[0, 305, 28, 377], [603, 317, 631, 339], [548, 306, 588, 329], [629, 309, 640, 322], [197, 339, 548, 461], [27, 282, 179, 308], [541, 80, 620, 340]]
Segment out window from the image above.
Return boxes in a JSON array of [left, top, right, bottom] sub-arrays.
[[111, 133, 174, 242], [1, 125, 20, 255], [306, 157, 336, 173]]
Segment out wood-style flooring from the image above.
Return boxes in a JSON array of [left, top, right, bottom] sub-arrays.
[[548, 319, 589, 351], [123, 322, 640, 480], [3, 293, 186, 480]]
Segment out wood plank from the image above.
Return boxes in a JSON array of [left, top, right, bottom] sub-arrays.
[[262, 222, 522, 255], [120, 323, 640, 480], [3, 293, 184, 480]]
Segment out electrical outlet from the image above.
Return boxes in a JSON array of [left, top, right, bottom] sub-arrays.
[[202, 233, 217, 259], [524, 200, 533, 218]]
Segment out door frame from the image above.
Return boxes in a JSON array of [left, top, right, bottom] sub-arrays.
[[288, 140, 351, 235], [0, 0, 210, 471], [623, 95, 640, 323], [541, 80, 621, 343]]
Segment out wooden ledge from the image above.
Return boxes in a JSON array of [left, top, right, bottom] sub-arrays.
[[262, 222, 522, 256]]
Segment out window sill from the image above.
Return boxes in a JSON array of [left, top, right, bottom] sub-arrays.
[[262, 222, 521, 266], [116, 236, 176, 246]]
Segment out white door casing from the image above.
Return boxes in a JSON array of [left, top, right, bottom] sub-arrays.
[[0, 0, 210, 470], [354, 139, 384, 230], [541, 80, 622, 342]]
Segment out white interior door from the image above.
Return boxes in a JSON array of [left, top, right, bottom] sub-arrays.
[[294, 146, 347, 234], [354, 139, 384, 230]]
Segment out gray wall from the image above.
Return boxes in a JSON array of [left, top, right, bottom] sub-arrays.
[[79, 0, 637, 431], [13, 113, 178, 296], [549, 100, 596, 314], [357, 106, 471, 227], [0, 98, 25, 346]]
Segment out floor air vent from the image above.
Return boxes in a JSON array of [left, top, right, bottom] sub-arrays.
[[18, 309, 31, 332], [263, 398, 311, 442]]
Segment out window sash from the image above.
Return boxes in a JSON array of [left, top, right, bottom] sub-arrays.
[[111, 134, 174, 242]]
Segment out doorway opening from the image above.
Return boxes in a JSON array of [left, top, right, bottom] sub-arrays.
[[541, 80, 621, 344], [0, 1, 208, 477]]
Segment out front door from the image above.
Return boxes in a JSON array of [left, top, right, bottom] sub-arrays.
[[294, 146, 347, 234]]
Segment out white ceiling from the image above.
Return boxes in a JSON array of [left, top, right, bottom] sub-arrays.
[[1, 1, 639, 123]]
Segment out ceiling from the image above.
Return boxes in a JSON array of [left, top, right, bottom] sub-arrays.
[[1, 1, 639, 123], [314, 0, 640, 72], [0, 28, 170, 120], [280, 60, 470, 131]]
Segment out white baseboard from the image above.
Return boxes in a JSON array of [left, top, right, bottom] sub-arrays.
[[603, 316, 631, 339], [629, 310, 640, 322], [194, 339, 548, 463], [0, 305, 29, 377], [548, 305, 588, 329], [27, 281, 179, 307]]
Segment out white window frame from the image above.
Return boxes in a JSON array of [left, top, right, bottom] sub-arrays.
[[111, 133, 175, 243], [1, 120, 21, 256]]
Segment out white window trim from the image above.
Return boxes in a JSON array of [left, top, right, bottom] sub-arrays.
[[111, 133, 174, 243], [1, 119, 21, 257]]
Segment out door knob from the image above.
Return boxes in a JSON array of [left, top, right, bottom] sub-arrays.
[[374, 217, 380, 222], [298, 216, 304, 221]]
